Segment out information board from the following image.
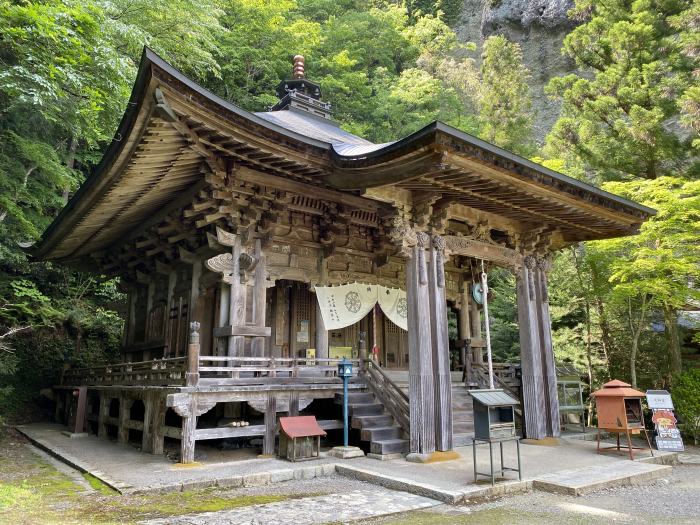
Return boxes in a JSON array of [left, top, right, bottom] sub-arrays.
[[647, 390, 684, 452]]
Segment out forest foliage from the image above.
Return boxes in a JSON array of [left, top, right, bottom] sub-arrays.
[[0, 0, 698, 426]]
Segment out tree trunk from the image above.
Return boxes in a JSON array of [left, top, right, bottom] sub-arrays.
[[628, 296, 647, 389], [663, 305, 682, 377]]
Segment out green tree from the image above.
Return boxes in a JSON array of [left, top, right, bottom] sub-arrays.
[[478, 35, 534, 155], [545, 0, 696, 181]]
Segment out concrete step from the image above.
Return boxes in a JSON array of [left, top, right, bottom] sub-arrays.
[[370, 438, 409, 455], [334, 392, 374, 404], [361, 426, 403, 441], [348, 403, 385, 416], [351, 414, 394, 430]]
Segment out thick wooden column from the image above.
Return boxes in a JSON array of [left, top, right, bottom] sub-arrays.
[[428, 236, 453, 451], [97, 393, 109, 439], [250, 239, 267, 358], [216, 281, 230, 356], [406, 233, 435, 456], [263, 395, 277, 456], [118, 395, 133, 444], [180, 398, 198, 464], [458, 282, 474, 385], [534, 257, 561, 437], [516, 257, 548, 439], [314, 299, 329, 359], [228, 236, 246, 359], [470, 294, 483, 364]]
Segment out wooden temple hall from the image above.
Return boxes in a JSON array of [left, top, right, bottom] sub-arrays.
[[31, 50, 654, 463]]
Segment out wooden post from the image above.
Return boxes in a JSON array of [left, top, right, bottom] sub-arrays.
[[534, 257, 561, 437], [288, 391, 299, 416], [150, 392, 167, 455], [263, 395, 277, 456], [72, 386, 88, 434], [186, 321, 200, 387], [188, 260, 202, 332], [98, 392, 109, 439], [315, 299, 329, 359], [358, 330, 367, 370], [470, 295, 483, 364], [141, 391, 154, 452], [458, 281, 473, 384], [118, 395, 133, 444], [180, 397, 197, 464], [428, 235, 453, 452], [228, 236, 246, 359], [126, 287, 138, 347], [216, 282, 230, 357], [251, 239, 268, 358], [163, 270, 177, 357], [516, 257, 547, 440], [406, 233, 436, 456]]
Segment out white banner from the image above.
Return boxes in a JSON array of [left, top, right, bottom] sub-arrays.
[[315, 283, 408, 331], [377, 286, 408, 331]]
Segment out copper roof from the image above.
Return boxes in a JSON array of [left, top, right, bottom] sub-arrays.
[[592, 380, 646, 398]]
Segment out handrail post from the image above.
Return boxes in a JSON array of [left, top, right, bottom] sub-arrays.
[[358, 331, 367, 373], [185, 321, 200, 387]]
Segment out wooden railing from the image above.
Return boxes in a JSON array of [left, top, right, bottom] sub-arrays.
[[61, 357, 188, 387], [363, 360, 410, 433], [472, 362, 522, 416], [197, 356, 362, 384]]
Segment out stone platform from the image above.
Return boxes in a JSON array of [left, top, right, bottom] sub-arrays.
[[16, 423, 678, 503]]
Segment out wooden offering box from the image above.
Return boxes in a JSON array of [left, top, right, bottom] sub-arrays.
[[592, 379, 653, 459], [278, 416, 326, 462]]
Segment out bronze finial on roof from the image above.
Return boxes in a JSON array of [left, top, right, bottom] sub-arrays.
[[293, 55, 305, 79]]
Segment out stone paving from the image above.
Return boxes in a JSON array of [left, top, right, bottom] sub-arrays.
[[140, 488, 440, 525]]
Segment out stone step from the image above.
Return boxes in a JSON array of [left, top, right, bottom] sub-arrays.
[[361, 425, 404, 441], [348, 402, 385, 417], [351, 414, 394, 430], [334, 392, 374, 405], [453, 423, 474, 434], [370, 438, 409, 455]]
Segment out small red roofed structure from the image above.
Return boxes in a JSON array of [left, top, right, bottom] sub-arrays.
[[278, 416, 326, 461], [592, 379, 653, 459]]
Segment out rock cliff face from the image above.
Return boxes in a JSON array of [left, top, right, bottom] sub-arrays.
[[454, 0, 577, 142]]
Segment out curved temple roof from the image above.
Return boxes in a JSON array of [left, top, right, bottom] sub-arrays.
[[29, 48, 655, 264]]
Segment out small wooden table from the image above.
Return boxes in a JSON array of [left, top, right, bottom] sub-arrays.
[[472, 436, 522, 486]]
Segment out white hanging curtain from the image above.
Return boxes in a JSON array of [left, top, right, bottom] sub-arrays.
[[315, 283, 378, 330], [315, 283, 409, 331], [377, 286, 408, 331]]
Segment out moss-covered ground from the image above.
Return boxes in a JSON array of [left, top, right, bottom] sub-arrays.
[[0, 429, 290, 525]]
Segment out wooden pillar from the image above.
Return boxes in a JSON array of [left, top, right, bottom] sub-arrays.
[[164, 271, 177, 357], [263, 395, 277, 456], [149, 392, 167, 455], [97, 392, 109, 439], [118, 395, 133, 444], [428, 236, 453, 451], [516, 257, 548, 440], [216, 282, 230, 356], [534, 257, 561, 437], [288, 391, 299, 416], [188, 260, 202, 332], [314, 299, 329, 359], [228, 236, 246, 359], [470, 295, 483, 365], [406, 233, 436, 456], [458, 282, 474, 384], [141, 391, 154, 452], [126, 287, 137, 347], [72, 386, 88, 434], [186, 321, 200, 387], [180, 397, 198, 464], [251, 239, 267, 358]]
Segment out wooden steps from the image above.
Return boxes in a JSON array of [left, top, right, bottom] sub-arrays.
[[335, 392, 409, 456]]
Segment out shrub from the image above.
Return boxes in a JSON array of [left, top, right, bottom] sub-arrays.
[[672, 369, 700, 445]]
